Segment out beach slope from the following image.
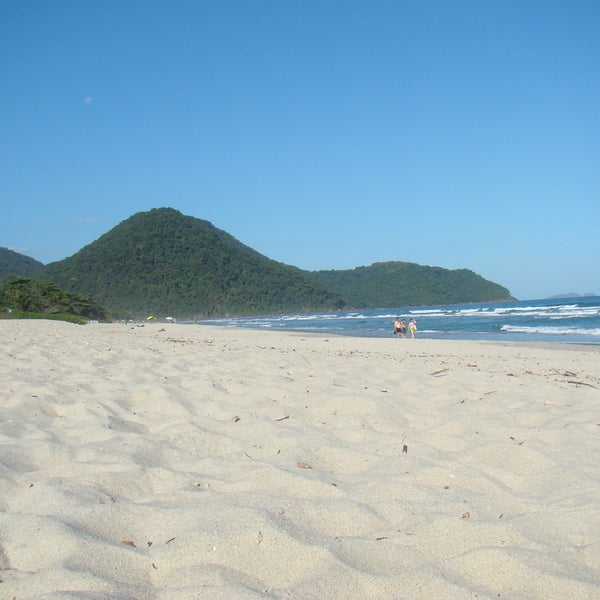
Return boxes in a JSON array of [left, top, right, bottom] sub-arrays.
[[1, 320, 599, 599]]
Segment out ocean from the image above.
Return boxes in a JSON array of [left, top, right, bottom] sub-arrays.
[[189, 296, 600, 345]]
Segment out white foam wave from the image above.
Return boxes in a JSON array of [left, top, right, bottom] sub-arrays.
[[408, 309, 449, 315], [450, 306, 600, 319], [501, 325, 600, 336]]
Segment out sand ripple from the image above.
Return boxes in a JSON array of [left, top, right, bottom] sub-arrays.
[[1, 320, 599, 598]]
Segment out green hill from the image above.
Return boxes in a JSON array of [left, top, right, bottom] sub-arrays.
[[310, 261, 513, 307], [41, 208, 346, 318], [4, 208, 515, 317], [0, 247, 44, 284]]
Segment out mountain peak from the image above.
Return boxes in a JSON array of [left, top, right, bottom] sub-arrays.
[[41, 209, 345, 318]]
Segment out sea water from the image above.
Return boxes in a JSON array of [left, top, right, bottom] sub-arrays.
[[190, 296, 600, 345]]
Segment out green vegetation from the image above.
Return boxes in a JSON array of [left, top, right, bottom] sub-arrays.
[[1, 209, 514, 318], [41, 208, 346, 318], [0, 276, 109, 323], [310, 262, 513, 307], [0, 247, 44, 284]]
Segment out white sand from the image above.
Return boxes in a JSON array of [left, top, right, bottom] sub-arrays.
[[1, 319, 599, 599]]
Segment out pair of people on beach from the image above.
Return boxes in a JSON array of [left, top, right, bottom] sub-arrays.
[[394, 317, 417, 338]]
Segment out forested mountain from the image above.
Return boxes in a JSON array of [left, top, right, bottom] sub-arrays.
[[0, 247, 44, 284], [41, 208, 346, 318], [310, 262, 513, 307], [3, 208, 514, 318]]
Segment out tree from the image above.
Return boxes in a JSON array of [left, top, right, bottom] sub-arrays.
[[0, 277, 109, 321]]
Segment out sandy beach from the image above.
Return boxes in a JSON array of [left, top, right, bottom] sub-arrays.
[[1, 319, 599, 599]]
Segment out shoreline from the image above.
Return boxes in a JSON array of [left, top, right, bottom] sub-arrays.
[[1, 319, 599, 598], [185, 295, 600, 346], [184, 320, 600, 350]]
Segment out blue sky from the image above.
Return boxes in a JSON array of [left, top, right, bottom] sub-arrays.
[[1, 1, 598, 300]]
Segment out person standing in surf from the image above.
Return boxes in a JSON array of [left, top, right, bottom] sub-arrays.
[[408, 318, 417, 338]]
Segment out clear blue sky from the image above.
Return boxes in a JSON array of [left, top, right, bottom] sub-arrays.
[[2, 1, 598, 300]]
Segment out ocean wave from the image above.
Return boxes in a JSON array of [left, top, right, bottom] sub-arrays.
[[427, 305, 600, 320], [501, 325, 600, 336], [188, 296, 600, 343]]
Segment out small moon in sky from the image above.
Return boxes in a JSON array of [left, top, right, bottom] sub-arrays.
[[83, 96, 93, 104]]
